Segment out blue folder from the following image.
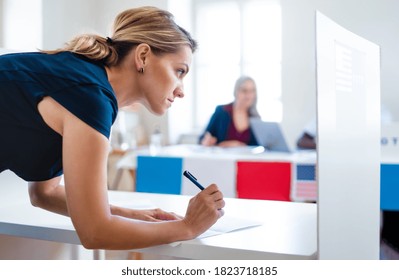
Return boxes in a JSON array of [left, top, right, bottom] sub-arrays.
[[381, 164, 399, 211], [136, 155, 183, 194]]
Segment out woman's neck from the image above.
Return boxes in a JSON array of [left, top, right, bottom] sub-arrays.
[[233, 101, 249, 113], [233, 103, 250, 132], [105, 65, 140, 109]]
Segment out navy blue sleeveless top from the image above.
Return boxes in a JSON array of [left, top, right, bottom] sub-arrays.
[[0, 51, 118, 181]]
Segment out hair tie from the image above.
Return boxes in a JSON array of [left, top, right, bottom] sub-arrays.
[[106, 37, 113, 44]]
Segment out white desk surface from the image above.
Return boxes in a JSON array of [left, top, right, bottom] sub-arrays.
[[0, 179, 317, 260], [133, 143, 399, 165], [134, 144, 317, 163], [129, 192, 317, 260]]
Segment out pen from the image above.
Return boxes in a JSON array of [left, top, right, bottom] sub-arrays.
[[183, 170, 205, 191]]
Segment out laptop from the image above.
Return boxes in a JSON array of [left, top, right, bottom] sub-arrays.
[[250, 118, 292, 153]]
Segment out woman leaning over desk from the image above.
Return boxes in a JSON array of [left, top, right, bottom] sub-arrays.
[[200, 76, 260, 147], [0, 6, 225, 250]]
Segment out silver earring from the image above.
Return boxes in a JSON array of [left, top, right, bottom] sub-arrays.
[[139, 67, 144, 74]]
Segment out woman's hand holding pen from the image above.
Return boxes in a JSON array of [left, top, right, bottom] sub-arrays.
[[201, 132, 217, 146], [182, 184, 225, 238]]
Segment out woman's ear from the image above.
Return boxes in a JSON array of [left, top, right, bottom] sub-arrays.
[[134, 43, 151, 72]]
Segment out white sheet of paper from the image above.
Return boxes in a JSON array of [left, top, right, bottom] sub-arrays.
[[169, 215, 262, 247], [203, 215, 261, 236], [116, 199, 262, 246]]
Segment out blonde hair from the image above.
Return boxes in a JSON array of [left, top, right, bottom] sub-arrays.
[[233, 76, 260, 118], [44, 6, 197, 66]]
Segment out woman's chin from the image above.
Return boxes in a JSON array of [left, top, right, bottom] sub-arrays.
[[146, 105, 166, 116]]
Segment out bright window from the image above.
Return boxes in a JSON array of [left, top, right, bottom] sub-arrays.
[[193, 0, 282, 129], [1, 0, 42, 51]]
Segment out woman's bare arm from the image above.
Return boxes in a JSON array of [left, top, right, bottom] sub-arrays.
[[28, 179, 183, 221], [28, 177, 68, 216]]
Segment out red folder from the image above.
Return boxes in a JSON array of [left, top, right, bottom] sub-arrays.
[[236, 161, 291, 201]]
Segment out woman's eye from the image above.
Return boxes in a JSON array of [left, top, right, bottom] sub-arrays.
[[177, 69, 186, 76]]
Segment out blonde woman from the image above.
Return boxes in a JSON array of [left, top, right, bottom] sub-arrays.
[[200, 76, 260, 147], [0, 7, 224, 250]]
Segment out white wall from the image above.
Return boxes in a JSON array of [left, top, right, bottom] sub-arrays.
[[0, 1, 2, 46], [41, 0, 96, 49], [281, 0, 399, 147], [41, 0, 167, 49]]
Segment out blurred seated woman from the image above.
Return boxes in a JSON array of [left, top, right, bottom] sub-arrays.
[[199, 76, 260, 147]]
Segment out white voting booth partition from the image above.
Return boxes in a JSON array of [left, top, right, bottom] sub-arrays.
[[316, 12, 381, 259]]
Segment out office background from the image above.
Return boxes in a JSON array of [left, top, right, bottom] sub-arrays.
[[1, 0, 398, 148], [0, 0, 398, 260]]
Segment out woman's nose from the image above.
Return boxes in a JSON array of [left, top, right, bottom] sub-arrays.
[[174, 86, 184, 98]]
